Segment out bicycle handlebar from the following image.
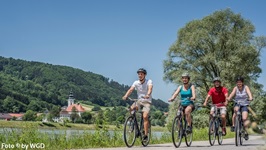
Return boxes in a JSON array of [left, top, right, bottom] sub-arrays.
[[232, 100, 249, 106], [127, 97, 138, 102], [169, 97, 193, 102]]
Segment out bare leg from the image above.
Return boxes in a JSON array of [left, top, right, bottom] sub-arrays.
[[143, 111, 149, 136], [185, 106, 192, 126]]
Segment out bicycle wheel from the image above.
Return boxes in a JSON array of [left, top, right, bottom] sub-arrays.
[[123, 116, 136, 147], [172, 116, 183, 148], [141, 119, 151, 147], [209, 120, 216, 146], [235, 116, 240, 146], [239, 121, 244, 145], [185, 121, 193, 147], [217, 119, 223, 145]]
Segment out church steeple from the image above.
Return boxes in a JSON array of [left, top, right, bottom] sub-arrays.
[[68, 90, 75, 106]]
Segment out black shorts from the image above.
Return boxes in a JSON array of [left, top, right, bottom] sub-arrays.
[[181, 104, 195, 112]]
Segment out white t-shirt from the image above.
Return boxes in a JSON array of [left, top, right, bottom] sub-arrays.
[[132, 79, 153, 103]]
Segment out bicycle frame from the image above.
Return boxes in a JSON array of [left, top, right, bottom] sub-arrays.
[[129, 98, 143, 138], [209, 104, 223, 146], [123, 97, 151, 147], [233, 100, 249, 146], [171, 98, 193, 148], [176, 105, 187, 132]]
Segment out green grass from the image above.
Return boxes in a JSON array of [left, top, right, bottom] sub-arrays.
[[0, 120, 98, 130], [80, 103, 114, 111], [0, 122, 238, 150]]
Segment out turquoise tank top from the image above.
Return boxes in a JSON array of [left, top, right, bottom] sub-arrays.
[[180, 84, 194, 106]]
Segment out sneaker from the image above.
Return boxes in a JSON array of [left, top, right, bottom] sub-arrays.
[[143, 135, 148, 141], [187, 126, 192, 133], [231, 126, 235, 132], [244, 132, 249, 140], [222, 127, 226, 136]]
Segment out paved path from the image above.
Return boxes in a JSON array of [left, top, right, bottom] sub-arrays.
[[76, 135, 265, 150]]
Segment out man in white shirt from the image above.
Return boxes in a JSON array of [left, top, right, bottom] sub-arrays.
[[123, 68, 153, 141]]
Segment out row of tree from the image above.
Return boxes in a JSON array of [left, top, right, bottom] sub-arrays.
[[164, 9, 266, 127], [20, 104, 167, 127]]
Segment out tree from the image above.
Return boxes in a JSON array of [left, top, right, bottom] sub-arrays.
[[81, 111, 92, 124], [23, 110, 37, 121], [164, 9, 266, 126], [70, 106, 79, 123], [49, 106, 61, 118], [27, 100, 43, 112], [92, 105, 102, 111]]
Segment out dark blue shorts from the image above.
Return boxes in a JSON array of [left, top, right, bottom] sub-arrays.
[[234, 104, 249, 113]]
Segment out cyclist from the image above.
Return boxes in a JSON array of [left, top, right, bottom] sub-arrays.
[[168, 73, 196, 133], [122, 68, 153, 141], [227, 76, 253, 140], [203, 77, 228, 136]]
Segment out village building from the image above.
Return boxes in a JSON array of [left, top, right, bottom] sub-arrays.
[[9, 113, 24, 121], [59, 91, 85, 121]]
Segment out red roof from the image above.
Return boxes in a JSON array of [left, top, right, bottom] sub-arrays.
[[8, 113, 24, 118], [66, 104, 85, 112]]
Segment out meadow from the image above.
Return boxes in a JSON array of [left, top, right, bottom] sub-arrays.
[[0, 121, 236, 150]]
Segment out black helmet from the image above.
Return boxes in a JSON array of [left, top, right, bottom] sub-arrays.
[[137, 68, 147, 75], [236, 76, 244, 82], [213, 77, 221, 82]]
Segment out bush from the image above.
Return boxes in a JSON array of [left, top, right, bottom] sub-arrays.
[[192, 113, 209, 129], [75, 117, 84, 124], [92, 105, 102, 111]]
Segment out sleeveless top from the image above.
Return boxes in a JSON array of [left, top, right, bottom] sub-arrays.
[[235, 85, 249, 106], [180, 84, 194, 106]]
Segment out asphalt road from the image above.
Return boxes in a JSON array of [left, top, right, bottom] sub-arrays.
[[76, 135, 265, 150]]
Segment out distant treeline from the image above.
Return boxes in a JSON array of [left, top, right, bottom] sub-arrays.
[[0, 56, 168, 113]]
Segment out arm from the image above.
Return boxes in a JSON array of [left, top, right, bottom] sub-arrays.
[[224, 92, 229, 106], [168, 86, 181, 101], [122, 86, 135, 100], [190, 85, 196, 101], [245, 86, 253, 101], [144, 84, 153, 99], [227, 87, 236, 101], [203, 94, 211, 106]]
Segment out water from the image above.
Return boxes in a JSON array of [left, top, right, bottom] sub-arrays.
[[0, 128, 167, 138]]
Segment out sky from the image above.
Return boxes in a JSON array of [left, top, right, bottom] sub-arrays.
[[0, 0, 265, 102]]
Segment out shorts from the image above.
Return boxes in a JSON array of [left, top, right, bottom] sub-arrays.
[[181, 104, 195, 112], [211, 106, 227, 115], [234, 105, 249, 113], [131, 100, 151, 113]]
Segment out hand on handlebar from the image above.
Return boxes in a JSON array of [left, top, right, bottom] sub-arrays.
[[168, 98, 174, 102], [143, 95, 150, 99], [122, 96, 127, 100], [224, 101, 228, 106]]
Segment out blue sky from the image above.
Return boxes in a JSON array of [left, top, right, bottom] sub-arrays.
[[0, 1, 265, 101]]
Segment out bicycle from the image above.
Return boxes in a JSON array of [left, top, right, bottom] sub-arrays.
[[208, 104, 223, 146], [233, 100, 249, 146], [170, 98, 193, 148], [123, 97, 151, 147]]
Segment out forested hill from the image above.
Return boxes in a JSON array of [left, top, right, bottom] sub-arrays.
[[0, 56, 168, 113]]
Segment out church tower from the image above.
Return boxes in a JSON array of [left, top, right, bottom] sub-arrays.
[[68, 91, 75, 106]]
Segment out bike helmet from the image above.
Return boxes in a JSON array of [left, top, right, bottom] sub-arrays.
[[213, 77, 221, 82], [181, 72, 190, 79], [137, 68, 147, 75], [236, 76, 244, 82]]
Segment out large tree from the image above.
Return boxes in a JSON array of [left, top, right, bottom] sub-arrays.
[[164, 9, 266, 125]]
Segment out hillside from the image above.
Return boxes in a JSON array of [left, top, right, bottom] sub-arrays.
[[0, 56, 168, 113]]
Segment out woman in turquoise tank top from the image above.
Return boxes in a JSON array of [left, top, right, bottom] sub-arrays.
[[169, 73, 196, 132]]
